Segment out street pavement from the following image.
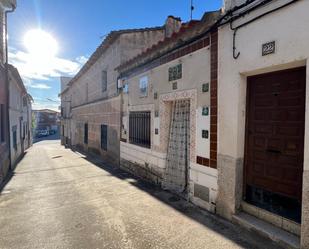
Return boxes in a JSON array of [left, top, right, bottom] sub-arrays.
[[0, 140, 281, 249]]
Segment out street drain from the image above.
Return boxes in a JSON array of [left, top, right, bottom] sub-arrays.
[[168, 196, 181, 202]]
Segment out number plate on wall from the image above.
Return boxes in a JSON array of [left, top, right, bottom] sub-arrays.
[[262, 41, 275, 56]]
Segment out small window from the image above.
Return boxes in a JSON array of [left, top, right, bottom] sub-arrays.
[[101, 124, 108, 150], [84, 123, 88, 144], [0, 104, 4, 142], [12, 126, 17, 150], [129, 111, 151, 148], [23, 96, 27, 107], [139, 76, 148, 97], [123, 82, 129, 93], [102, 70, 107, 92], [168, 64, 182, 81]]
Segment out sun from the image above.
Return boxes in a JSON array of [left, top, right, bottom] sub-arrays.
[[24, 29, 58, 59]]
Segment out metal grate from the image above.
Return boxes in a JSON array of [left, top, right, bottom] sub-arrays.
[[129, 111, 151, 148]]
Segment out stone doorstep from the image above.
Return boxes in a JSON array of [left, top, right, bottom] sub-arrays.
[[232, 212, 300, 249], [241, 201, 301, 236]]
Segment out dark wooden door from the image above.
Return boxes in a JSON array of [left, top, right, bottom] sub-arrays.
[[245, 67, 305, 202]]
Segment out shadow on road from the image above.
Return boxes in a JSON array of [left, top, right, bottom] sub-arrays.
[[0, 152, 27, 194], [69, 147, 281, 249]]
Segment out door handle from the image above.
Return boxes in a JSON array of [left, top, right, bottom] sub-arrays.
[[266, 149, 281, 154]]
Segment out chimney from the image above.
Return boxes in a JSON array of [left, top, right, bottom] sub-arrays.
[[165, 16, 182, 38]]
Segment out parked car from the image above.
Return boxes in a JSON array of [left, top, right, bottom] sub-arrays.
[[36, 130, 49, 138], [49, 130, 56, 135]]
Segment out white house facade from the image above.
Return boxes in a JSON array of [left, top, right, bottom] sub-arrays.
[[218, 0, 309, 248]]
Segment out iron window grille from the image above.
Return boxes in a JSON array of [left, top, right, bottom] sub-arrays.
[[12, 125, 17, 150], [101, 124, 108, 150], [84, 123, 88, 144], [168, 64, 182, 81], [129, 111, 151, 148]]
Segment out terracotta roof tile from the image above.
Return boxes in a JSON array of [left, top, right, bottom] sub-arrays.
[[117, 11, 221, 74]]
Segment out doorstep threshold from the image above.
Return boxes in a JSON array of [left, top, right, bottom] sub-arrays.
[[232, 212, 300, 249]]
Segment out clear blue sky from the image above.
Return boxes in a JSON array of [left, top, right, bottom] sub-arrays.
[[8, 0, 222, 110]]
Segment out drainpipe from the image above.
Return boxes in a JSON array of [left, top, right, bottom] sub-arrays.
[[5, 3, 17, 170]]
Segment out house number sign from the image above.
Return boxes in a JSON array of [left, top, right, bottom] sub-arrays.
[[262, 41, 275, 56]]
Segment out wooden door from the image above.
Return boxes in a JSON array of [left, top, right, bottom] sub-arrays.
[[245, 67, 305, 202]]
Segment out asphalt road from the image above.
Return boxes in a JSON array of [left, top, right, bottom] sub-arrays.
[[0, 140, 281, 249]]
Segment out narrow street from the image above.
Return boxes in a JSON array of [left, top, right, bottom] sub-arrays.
[[0, 140, 280, 249]]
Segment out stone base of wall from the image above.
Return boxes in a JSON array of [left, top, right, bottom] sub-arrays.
[[0, 150, 10, 185], [73, 143, 119, 167], [216, 154, 243, 220], [189, 162, 218, 213], [120, 158, 163, 186], [301, 170, 309, 248]]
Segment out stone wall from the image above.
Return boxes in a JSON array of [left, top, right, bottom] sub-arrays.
[[72, 96, 121, 165]]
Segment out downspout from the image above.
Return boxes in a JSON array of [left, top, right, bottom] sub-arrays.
[[5, 3, 16, 170]]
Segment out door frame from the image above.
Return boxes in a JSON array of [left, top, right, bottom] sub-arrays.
[[243, 66, 306, 201]]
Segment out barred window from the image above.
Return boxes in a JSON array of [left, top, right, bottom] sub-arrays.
[[129, 111, 151, 148], [168, 64, 182, 81], [12, 126, 17, 150], [84, 123, 88, 144], [101, 124, 107, 150]]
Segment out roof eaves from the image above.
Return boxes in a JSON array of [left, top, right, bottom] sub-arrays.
[[67, 26, 165, 88], [8, 64, 27, 93], [117, 11, 221, 75]]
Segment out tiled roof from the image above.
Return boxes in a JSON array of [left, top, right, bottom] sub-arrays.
[[117, 11, 221, 74]]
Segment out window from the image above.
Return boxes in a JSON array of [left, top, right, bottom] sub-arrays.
[[129, 111, 151, 148], [168, 64, 182, 81], [23, 123, 26, 139], [23, 96, 27, 107], [139, 76, 148, 97], [84, 123, 88, 144], [12, 126, 17, 150], [102, 70, 107, 92], [123, 82, 129, 93], [101, 124, 108, 150], [0, 104, 4, 142]]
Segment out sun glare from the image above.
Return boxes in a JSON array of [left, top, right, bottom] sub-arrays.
[[24, 29, 58, 59]]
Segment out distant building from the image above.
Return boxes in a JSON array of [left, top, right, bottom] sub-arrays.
[[33, 109, 60, 134], [0, 0, 16, 184], [8, 64, 32, 167]]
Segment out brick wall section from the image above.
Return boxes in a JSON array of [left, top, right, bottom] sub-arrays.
[[159, 37, 210, 65], [210, 30, 218, 169], [195, 30, 218, 168]]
